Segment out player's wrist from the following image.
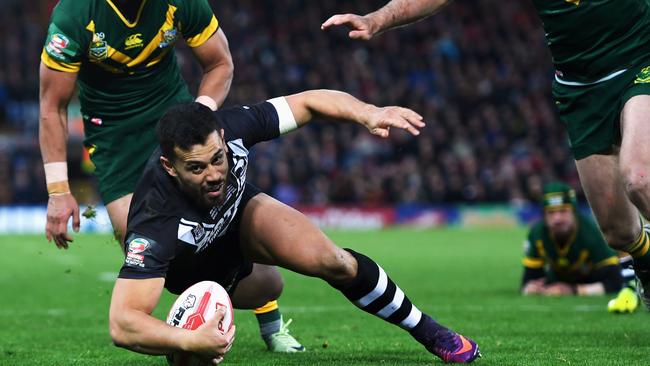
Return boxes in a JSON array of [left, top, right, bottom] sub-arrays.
[[177, 328, 199, 353], [44, 162, 71, 196], [195, 95, 218, 111]]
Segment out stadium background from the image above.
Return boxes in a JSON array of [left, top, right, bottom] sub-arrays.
[[3, 2, 650, 366], [0, 0, 579, 232]]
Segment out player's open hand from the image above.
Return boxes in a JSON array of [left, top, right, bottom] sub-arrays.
[[321, 13, 377, 40], [45, 193, 80, 249], [364, 105, 425, 138], [190, 307, 236, 363]]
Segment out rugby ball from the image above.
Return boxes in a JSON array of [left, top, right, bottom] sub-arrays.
[[166, 281, 234, 366]]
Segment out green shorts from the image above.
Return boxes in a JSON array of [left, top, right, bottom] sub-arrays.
[[84, 116, 159, 205], [552, 64, 650, 160]]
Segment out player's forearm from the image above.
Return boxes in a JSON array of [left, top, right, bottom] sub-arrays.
[[194, 29, 234, 110], [109, 308, 195, 356], [369, 0, 450, 34], [39, 107, 72, 195], [293, 89, 374, 127], [196, 58, 233, 109], [39, 111, 68, 163]]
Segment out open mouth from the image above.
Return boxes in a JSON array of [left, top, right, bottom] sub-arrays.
[[205, 182, 224, 198]]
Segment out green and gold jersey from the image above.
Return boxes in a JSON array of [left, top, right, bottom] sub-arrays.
[[530, 0, 650, 84], [41, 0, 218, 131], [523, 212, 618, 282]]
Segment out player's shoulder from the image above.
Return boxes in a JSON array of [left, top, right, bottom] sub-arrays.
[[528, 220, 546, 238], [165, 0, 206, 10], [51, 0, 94, 18]]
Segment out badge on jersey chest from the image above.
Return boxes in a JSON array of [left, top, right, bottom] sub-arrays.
[[565, 0, 580, 5], [159, 27, 178, 48], [89, 32, 108, 62]]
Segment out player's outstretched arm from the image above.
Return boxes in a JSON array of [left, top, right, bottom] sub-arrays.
[[39, 63, 80, 249], [191, 28, 234, 111], [321, 0, 451, 40], [285, 89, 425, 138], [109, 278, 235, 361]]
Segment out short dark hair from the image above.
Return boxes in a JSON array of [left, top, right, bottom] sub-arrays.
[[156, 103, 222, 160]]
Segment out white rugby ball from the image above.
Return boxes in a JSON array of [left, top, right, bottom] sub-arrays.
[[166, 281, 234, 366]]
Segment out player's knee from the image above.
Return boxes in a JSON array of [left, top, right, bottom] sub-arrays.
[[622, 163, 650, 199], [316, 247, 357, 284]]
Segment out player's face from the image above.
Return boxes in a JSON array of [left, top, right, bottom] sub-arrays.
[[544, 206, 576, 237], [165, 130, 229, 208]]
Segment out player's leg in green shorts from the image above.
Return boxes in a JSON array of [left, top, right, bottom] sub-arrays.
[[555, 64, 650, 310], [86, 119, 158, 244]]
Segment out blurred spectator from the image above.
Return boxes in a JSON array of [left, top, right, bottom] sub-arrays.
[[0, 0, 581, 206]]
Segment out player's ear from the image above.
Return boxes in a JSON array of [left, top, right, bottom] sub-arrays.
[[219, 129, 227, 152], [160, 156, 178, 177]]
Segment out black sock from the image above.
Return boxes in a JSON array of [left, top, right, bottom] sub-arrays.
[[331, 249, 426, 331]]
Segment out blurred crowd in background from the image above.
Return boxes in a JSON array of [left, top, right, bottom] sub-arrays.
[[0, 0, 580, 206]]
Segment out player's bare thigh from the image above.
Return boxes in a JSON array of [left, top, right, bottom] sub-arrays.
[[238, 193, 357, 285], [230, 264, 283, 309], [106, 193, 133, 249], [619, 94, 650, 215], [575, 154, 639, 248]]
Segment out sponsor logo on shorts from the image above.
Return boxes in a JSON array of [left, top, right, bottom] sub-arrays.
[[635, 66, 650, 84], [125, 252, 145, 267], [89, 32, 108, 62], [46, 33, 69, 59], [128, 238, 150, 254]]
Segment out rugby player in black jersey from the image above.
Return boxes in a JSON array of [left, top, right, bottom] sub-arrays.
[[108, 89, 480, 364]]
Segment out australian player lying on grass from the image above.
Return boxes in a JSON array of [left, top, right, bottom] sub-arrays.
[[108, 89, 481, 364], [521, 182, 638, 313]]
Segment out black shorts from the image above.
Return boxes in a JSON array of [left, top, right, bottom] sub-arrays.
[[164, 183, 262, 295]]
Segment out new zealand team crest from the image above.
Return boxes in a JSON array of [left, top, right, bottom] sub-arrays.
[[89, 32, 108, 61], [159, 27, 178, 48]]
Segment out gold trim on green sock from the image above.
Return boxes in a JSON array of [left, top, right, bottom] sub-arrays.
[[623, 228, 650, 258]]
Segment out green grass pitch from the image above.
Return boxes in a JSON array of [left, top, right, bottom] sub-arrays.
[[0, 228, 648, 365]]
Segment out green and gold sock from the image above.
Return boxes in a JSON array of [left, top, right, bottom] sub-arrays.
[[622, 227, 650, 269]]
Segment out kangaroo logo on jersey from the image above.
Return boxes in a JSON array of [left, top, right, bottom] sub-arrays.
[[89, 32, 108, 61], [159, 28, 178, 48], [125, 33, 144, 50], [565, 0, 580, 5], [635, 66, 650, 84]]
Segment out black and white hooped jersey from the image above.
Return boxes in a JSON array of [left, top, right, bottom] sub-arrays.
[[119, 97, 297, 280]]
